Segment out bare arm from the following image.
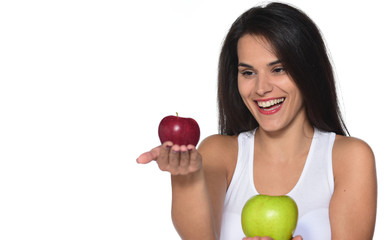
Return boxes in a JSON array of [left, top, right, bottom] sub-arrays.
[[137, 135, 233, 239], [172, 135, 234, 239], [170, 157, 219, 239], [330, 136, 377, 239]]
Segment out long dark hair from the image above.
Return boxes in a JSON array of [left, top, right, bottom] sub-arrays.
[[218, 2, 349, 136]]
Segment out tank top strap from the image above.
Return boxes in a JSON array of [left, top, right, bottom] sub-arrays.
[[223, 129, 257, 211]]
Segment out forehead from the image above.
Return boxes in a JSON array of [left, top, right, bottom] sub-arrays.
[[237, 34, 278, 62]]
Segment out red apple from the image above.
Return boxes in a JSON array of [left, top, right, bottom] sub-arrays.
[[158, 113, 200, 146]]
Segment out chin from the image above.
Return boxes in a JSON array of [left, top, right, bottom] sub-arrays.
[[260, 126, 283, 133], [258, 124, 282, 133], [257, 119, 287, 133]]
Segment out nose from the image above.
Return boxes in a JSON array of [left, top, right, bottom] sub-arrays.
[[255, 73, 273, 96]]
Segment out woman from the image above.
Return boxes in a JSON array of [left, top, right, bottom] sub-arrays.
[[137, 2, 377, 239]]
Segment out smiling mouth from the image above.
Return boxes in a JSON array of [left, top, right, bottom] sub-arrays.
[[257, 98, 285, 108], [255, 98, 285, 114]]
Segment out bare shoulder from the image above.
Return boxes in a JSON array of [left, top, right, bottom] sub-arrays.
[[333, 135, 374, 162], [199, 134, 238, 152], [332, 135, 376, 180], [330, 136, 377, 238], [198, 134, 238, 161], [198, 134, 238, 173]]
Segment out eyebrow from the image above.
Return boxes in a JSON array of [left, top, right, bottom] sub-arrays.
[[238, 59, 282, 68], [267, 59, 282, 66]]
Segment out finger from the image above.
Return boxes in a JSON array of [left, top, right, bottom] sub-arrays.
[[293, 236, 303, 240], [136, 146, 161, 164], [179, 145, 190, 171], [168, 144, 181, 171], [187, 145, 201, 170], [157, 141, 173, 170]]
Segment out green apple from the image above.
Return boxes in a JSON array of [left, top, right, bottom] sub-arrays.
[[241, 195, 298, 240]]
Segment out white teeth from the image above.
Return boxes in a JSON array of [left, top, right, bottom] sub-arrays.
[[257, 98, 284, 108]]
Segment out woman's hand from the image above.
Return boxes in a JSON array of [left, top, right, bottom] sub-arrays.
[[136, 141, 202, 175], [242, 236, 302, 240]]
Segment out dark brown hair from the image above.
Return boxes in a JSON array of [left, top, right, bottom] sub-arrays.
[[218, 2, 349, 136]]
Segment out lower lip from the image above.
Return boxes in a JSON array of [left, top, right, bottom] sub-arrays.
[[256, 102, 283, 115]]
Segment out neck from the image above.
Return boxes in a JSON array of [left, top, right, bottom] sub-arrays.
[[255, 119, 314, 163]]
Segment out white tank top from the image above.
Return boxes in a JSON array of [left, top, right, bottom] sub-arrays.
[[220, 128, 336, 240]]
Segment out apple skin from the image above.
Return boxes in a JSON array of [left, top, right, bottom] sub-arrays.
[[241, 195, 298, 240], [158, 114, 200, 146]]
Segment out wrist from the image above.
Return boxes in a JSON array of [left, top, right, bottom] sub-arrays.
[[171, 168, 205, 187]]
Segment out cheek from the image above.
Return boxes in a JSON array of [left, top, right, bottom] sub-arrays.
[[289, 86, 304, 109], [238, 79, 256, 113], [237, 78, 253, 98]]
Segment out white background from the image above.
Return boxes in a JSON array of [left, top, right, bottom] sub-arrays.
[[0, 0, 385, 239]]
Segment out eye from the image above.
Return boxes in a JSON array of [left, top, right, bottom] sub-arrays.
[[272, 66, 286, 74], [239, 70, 256, 78]]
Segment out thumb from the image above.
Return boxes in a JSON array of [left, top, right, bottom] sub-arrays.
[[293, 236, 303, 240], [136, 147, 161, 164]]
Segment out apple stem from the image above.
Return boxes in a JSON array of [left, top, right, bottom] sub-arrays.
[[176, 112, 178, 117]]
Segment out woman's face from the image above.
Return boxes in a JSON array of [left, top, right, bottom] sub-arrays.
[[237, 34, 307, 132]]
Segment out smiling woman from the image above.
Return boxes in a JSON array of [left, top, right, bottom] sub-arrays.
[[136, 2, 378, 240], [236, 35, 306, 132], [218, 4, 347, 137], [1, 0, 383, 239]]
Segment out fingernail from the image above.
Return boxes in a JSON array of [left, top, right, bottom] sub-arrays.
[[180, 146, 187, 152], [165, 142, 173, 148]]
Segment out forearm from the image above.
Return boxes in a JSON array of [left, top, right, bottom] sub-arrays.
[[171, 168, 218, 240]]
